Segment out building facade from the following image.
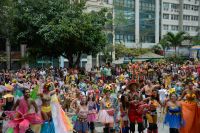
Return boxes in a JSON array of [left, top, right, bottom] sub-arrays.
[[161, 0, 200, 37], [114, 0, 160, 48]]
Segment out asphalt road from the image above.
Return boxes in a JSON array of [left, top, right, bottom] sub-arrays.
[[94, 122, 169, 133]]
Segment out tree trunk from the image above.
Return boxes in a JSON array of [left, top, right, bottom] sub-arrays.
[[175, 46, 177, 57], [164, 48, 166, 58], [67, 54, 73, 68], [74, 52, 81, 68]]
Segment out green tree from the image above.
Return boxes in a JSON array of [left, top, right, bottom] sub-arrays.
[[9, 0, 108, 67], [163, 32, 190, 56], [158, 38, 170, 57], [192, 33, 200, 46], [114, 43, 149, 59]]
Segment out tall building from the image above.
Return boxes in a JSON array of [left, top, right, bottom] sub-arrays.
[[161, 0, 200, 37], [114, 0, 160, 48]]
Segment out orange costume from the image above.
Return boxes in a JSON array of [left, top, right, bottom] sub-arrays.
[[180, 93, 200, 133]]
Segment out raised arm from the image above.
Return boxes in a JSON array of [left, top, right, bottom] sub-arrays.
[[12, 99, 20, 111], [31, 100, 39, 113]]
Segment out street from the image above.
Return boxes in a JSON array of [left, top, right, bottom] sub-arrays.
[[94, 122, 169, 133]]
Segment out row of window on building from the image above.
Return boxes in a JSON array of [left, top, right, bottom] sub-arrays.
[[163, 25, 198, 32], [163, 2, 199, 11], [163, 14, 199, 21]]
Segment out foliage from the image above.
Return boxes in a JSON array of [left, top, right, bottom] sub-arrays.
[[165, 55, 188, 64], [3, 0, 108, 67], [0, 0, 16, 40], [102, 44, 113, 63], [151, 45, 162, 55], [163, 32, 191, 56], [114, 44, 149, 59], [192, 34, 200, 46]]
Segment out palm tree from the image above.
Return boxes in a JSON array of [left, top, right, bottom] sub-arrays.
[[163, 32, 191, 57], [159, 38, 169, 57]]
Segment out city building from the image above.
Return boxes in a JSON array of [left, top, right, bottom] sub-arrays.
[[0, 37, 26, 70], [114, 0, 160, 48], [161, 0, 200, 37]]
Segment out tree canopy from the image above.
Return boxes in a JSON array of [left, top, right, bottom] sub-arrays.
[[162, 32, 191, 56], [1, 0, 108, 67]]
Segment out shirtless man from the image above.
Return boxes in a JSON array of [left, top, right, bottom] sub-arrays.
[[141, 80, 153, 98]]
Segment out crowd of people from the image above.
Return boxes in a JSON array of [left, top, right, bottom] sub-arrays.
[[0, 60, 199, 133]]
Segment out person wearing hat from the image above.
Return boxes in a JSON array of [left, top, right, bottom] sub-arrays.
[[127, 80, 147, 133], [98, 84, 115, 133], [0, 84, 14, 133]]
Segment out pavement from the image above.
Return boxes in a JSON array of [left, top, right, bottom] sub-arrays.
[[94, 122, 169, 133], [69, 112, 169, 133]]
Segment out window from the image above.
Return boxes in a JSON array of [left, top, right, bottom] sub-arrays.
[[163, 25, 169, 30], [191, 26, 198, 31], [183, 15, 190, 20], [127, 35, 134, 42], [171, 14, 179, 20], [171, 25, 179, 31], [183, 26, 190, 31], [193, 6, 199, 11], [191, 16, 198, 21], [184, 4, 190, 10], [163, 2, 169, 11], [171, 3, 178, 9], [163, 14, 169, 19]]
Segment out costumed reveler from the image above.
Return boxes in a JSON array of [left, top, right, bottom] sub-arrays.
[[1, 84, 15, 133], [146, 89, 160, 133], [74, 96, 89, 133], [5, 88, 43, 133], [98, 84, 115, 133], [179, 80, 200, 133], [164, 92, 184, 133], [87, 92, 97, 133], [40, 80, 73, 133], [127, 80, 148, 133]]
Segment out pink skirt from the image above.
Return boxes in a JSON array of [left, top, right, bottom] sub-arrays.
[[87, 113, 97, 122], [98, 109, 114, 124]]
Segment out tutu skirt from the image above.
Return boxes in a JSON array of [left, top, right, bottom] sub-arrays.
[[40, 121, 55, 133], [98, 110, 114, 124], [164, 113, 183, 129], [87, 113, 97, 122], [74, 120, 88, 132]]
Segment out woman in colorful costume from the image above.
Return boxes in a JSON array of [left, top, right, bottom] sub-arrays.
[[40, 81, 72, 133], [146, 89, 160, 133], [164, 93, 184, 133], [40, 81, 55, 133], [5, 88, 43, 133], [98, 84, 115, 133], [119, 94, 129, 133], [87, 94, 97, 133], [74, 96, 89, 133], [179, 81, 200, 133]]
